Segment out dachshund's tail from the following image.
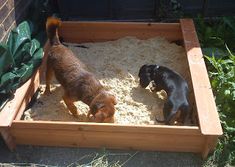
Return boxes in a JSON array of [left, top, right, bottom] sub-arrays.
[[46, 17, 62, 45]]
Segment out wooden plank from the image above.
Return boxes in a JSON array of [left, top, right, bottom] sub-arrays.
[[10, 126, 204, 153], [12, 120, 201, 135], [14, 41, 50, 120], [0, 128, 16, 151], [2, 20, 219, 157], [201, 135, 219, 159], [180, 19, 223, 136], [14, 72, 40, 120], [59, 21, 183, 43], [0, 71, 39, 128], [0, 41, 48, 126]]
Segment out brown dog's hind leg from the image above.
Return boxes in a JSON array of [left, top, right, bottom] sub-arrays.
[[63, 94, 79, 118], [45, 62, 53, 95]]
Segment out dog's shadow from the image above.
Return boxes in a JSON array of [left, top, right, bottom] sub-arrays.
[[25, 82, 88, 122], [130, 85, 165, 125]]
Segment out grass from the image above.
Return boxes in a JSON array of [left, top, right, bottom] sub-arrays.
[[69, 151, 138, 167], [0, 152, 139, 167]]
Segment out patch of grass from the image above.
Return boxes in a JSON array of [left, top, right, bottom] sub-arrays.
[[0, 163, 56, 167], [203, 47, 235, 167], [68, 151, 139, 167], [0, 151, 138, 167]]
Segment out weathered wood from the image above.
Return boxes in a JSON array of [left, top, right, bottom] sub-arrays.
[[11, 121, 204, 153], [0, 128, 16, 151], [201, 136, 219, 159], [0, 41, 49, 125], [12, 120, 200, 135], [180, 19, 222, 136], [0, 20, 222, 159], [0, 71, 39, 128], [14, 72, 40, 120], [13, 41, 49, 120], [59, 21, 183, 43]]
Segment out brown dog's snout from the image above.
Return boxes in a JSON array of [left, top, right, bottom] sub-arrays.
[[94, 111, 106, 123], [94, 111, 115, 123]]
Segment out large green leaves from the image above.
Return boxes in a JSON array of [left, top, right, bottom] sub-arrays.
[[0, 21, 43, 106]]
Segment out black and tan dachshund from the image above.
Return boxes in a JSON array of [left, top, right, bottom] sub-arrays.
[[138, 64, 190, 125]]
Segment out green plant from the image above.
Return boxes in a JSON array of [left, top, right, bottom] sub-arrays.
[[204, 46, 235, 167], [195, 16, 235, 52], [67, 151, 138, 167], [0, 21, 43, 108], [195, 16, 235, 167]]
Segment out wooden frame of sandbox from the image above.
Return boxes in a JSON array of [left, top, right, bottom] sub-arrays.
[[0, 19, 222, 158]]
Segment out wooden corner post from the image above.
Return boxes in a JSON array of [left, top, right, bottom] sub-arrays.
[[180, 19, 223, 158]]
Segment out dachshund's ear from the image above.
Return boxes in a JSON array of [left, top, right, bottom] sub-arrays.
[[146, 67, 152, 73], [153, 65, 160, 75], [139, 64, 149, 77], [141, 64, 148, 68]]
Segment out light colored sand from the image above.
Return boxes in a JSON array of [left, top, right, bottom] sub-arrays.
[[23, 37, 192, 125]]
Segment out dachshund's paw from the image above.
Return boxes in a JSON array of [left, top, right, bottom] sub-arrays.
[[150, 86, 157, 92], [156, 90, 167, 100], [149, 82, 157, 92]]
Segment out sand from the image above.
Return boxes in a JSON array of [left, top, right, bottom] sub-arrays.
[[23, 37, 192, 125]]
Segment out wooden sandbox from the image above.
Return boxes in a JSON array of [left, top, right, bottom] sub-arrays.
[[0, 19, 222, 158]]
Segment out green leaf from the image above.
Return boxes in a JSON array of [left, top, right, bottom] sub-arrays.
[[0, 20, 43, 102], [7, 21, 31, 56], [0, 44, 14, 77], [223, 17, 235, 32]]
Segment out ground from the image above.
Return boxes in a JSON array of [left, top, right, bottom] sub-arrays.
[[0, 138, 202, 167]]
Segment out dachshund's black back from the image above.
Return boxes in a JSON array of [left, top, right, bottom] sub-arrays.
[[153, 66, 189, 98]]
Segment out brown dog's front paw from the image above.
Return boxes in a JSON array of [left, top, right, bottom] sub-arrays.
[[88, 116, 95, 122], [87, 111, 91, 118], [70, 108, 80, 118], [86, 112, 94, 122], [72, 113, 79, 118]]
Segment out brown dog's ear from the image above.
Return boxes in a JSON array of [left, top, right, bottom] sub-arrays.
[[110, 95, 117, 105]]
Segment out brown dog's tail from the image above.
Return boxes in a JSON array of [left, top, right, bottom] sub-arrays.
[[46, 17, 62, 45]]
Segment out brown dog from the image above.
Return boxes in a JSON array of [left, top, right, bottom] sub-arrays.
[[45, 17, 117, 123]]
